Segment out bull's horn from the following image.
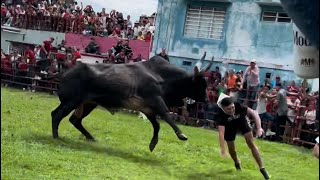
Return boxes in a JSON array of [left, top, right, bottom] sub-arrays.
[[195, 52, 206, 71], [201, 56, 214, 73]]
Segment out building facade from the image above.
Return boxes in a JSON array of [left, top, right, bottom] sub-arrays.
[[151, 0, 312, 85]]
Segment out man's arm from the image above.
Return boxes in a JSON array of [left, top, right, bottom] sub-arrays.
[[218, 125, 227, 157], [261, 92, 277, 99], [247, 107, 263, 137], [241, 67, 249, 87]]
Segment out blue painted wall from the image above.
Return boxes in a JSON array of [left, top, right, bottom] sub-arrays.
[[152, 0, 310, 86]]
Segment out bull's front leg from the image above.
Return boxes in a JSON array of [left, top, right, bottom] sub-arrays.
[[148, 96, 188, 141]]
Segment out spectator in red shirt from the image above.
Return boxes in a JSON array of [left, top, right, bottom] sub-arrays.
[[24, 46, 35, 65], [40, 37, 54, 59], [71, 48, 81, 65], [24, 45, 35, 75], [56, 40, 68, 72], [38, 37, 54, 71], [144, 31, 152, 42]]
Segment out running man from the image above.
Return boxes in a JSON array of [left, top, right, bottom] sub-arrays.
[[215, 93, 270, 180]]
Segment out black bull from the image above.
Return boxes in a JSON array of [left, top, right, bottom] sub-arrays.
[[51, 52, 214, 152]]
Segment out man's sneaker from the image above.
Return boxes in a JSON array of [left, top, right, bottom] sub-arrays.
[[260, 168, 270, 179], [235, 162, 242, 171], [266, 130, 276, 136]]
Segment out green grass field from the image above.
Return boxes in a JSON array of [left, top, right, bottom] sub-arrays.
[[1, 87, 319, 180]]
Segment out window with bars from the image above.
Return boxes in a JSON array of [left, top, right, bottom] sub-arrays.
[[261, 11, 292, 23], [184, 6, 226, 40]]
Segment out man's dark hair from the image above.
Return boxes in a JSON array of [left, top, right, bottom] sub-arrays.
[[220, 97, 234, 107]]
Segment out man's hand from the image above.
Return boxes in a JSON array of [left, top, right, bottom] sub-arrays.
[[256, 128, 264, 137], [220, 149, 228, 158]]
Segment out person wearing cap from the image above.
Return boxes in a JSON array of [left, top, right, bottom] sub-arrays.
[[215, 93, 270, 180], [241, 59, 260, 108]]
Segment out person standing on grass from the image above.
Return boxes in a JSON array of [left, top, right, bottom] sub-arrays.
[[256, 84, 277, 137], [215, 93, 270, 180]]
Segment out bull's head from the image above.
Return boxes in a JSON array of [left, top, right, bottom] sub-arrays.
[[189, 52, 214, 103]]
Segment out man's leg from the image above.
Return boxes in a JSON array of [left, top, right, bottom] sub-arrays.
[[226, 141, 241, 170], [224, 126, 241, 170], [243, 132, 263, 168], [244, 132, 270, 179]]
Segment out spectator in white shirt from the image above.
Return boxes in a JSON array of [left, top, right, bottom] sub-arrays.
[[133, 22, 139, 38], [241, 59, 260, 108]]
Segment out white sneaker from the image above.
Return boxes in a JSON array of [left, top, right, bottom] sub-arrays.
[[266, 130, 276, 136]]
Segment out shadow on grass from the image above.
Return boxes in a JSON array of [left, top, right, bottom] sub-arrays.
[[24, 133, 169, 167], [185, 168, 258, 180]]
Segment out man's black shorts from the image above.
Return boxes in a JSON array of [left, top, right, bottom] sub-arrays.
[[224, 117, 252, 141]]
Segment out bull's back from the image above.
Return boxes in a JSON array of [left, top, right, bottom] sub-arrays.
[[57, 63, 155, 103]]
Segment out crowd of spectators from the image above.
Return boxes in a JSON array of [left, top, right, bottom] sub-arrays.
[[1, 35, 319, 147], [1, 0, 156, 41]]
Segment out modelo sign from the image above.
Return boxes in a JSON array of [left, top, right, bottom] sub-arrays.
[[293, 23, 319, 79]]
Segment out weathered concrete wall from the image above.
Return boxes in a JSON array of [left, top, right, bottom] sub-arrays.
[[1, 27, 65, 52], [152, 0, 305, 84]]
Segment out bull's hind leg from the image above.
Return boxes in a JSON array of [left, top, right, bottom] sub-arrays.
[[51, 102, 78, 139], [69, 102, 98, 141], [145, 115, 160, 152]]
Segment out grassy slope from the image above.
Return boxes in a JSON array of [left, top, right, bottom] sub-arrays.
[[1, 87, 319, 180]]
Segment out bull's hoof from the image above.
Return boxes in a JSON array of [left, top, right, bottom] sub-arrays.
[[177, 133, 188, 141], [149, 143, 156, 152], [86, 138, 96, 142], [149, 138, 158, 152], [53, 134, 59, 139]]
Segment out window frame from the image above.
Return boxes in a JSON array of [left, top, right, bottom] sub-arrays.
[[261, 10, 292, 23], [183, 5, 227, 40]]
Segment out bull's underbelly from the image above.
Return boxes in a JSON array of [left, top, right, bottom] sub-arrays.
[[122, 97, 153, 115]]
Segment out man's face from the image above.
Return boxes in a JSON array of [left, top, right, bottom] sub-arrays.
[[250, 62, 255, 69], [262, 87, 269, 93], [222, 103, 235, 116], [290, 96, 297, 103]]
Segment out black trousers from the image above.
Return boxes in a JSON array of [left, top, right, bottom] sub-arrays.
[[274, 115, 291, 141]]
